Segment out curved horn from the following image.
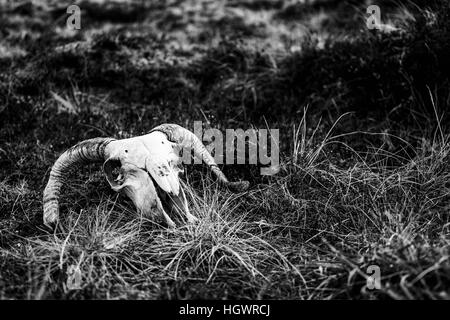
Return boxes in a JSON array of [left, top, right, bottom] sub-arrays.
[[151, 124, 249, 192], [43, 137, 115, 227]]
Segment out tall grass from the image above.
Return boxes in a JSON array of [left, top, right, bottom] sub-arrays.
[[1, 0, 450, 300], [2, 107, 450, 299]]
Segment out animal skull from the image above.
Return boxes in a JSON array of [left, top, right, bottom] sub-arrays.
[[43, 124, 249, 228]]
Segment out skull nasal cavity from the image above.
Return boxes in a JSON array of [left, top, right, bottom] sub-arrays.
[[104, 159, 123, 186]]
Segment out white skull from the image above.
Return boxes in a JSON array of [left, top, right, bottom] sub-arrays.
[[101, 134, 186, 227], [42, 124, 248, 229], [103, 159, 160, 218]]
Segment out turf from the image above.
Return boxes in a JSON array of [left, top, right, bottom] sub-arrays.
[[1, 0, 450, 299]]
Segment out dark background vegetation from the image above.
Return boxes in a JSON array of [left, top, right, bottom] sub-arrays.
[[1, 0, 450, 299]]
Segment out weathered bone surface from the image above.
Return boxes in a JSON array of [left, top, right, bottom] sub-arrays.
[[43, 124, 250, 228]]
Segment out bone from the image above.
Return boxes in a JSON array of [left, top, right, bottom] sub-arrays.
[[43, 137, 115, 228], [43, 124, 249, 229], [151, 124, 250, 192]]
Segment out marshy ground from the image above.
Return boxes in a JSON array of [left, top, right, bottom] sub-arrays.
[[1, 0, 450, 299]]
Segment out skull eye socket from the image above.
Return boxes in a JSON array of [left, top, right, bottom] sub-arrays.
[[103, 158, 124, 187]]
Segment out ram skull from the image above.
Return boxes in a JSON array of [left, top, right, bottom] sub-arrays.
[[43, 124, 249, 228]]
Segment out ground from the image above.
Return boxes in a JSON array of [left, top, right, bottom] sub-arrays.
[[1, 0, 450, 299]]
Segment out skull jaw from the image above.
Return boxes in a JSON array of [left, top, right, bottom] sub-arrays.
[[123, 186, 177, 227], [118, 171, 167, 223], [103, 160, 164, 221], [122, 185, 158, 218]]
